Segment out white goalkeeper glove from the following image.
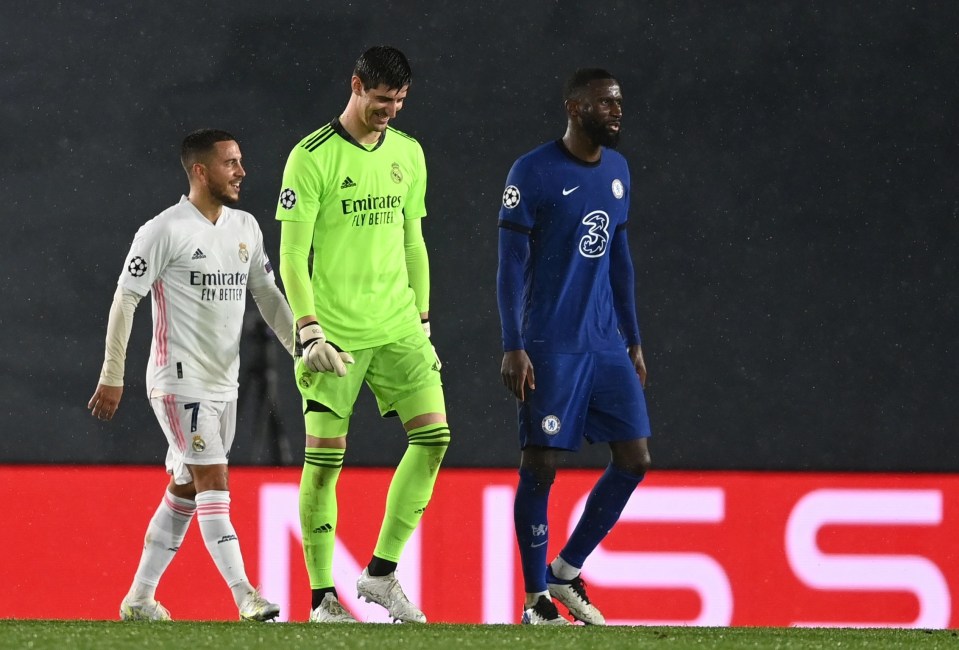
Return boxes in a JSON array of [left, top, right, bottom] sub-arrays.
[[422, 319, 442, 371], [298, 321, 354, 376]]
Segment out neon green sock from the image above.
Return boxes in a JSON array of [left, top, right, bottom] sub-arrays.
[[373, 423, 450, 562], [299, 448, 344, 589]]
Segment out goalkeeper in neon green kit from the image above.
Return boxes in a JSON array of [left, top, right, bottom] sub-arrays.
[[275, 46, 449, 624]]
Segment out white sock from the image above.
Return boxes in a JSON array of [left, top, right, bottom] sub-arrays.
[[127, 491, 196, 602], [195, 490, 253, 604], [550, 555, 581, 581], [525, 590, 550, 608]]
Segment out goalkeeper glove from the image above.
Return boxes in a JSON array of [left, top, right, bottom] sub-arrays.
[[422, 319, 442, 371], [298, 321, 354, 376]]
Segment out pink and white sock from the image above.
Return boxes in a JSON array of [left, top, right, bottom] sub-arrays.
[[127, 491, 196, 602], [195, 490, 253, 604]]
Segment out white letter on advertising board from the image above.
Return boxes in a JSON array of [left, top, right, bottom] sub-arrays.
[[577, 487, 733, 625], [786, 488, 948, 628]]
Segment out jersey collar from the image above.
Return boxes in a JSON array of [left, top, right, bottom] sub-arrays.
[[179, 195, 225, 226], [332, 117, 386, 152], [555, 139, 602, 167]]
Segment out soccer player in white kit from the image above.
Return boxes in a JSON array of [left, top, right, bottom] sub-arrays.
[[87, 129, 295, 622]]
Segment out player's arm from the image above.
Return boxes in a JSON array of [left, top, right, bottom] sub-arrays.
[[249, 282, 295, 357], [497, 224, 535, 400], [248, 266, 296, 358], [89, 217, 167, 420], [404, 216, 442, 369], [403, 142, 442, 366], [278, 220, 353, 375], [246, 222, 295, 355], [88, 286, 144, 421], [404, 216, 430, 317], [609, 225, 646, 386]]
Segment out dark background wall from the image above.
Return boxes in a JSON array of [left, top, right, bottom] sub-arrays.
[[2, 1, 956, 471]]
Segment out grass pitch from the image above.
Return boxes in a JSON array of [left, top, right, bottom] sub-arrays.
[[1, 620, 956, 649]]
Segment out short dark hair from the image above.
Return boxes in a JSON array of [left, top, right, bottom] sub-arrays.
[[563, 68, 619, 101], [181, 128, 236, 174], [353, 46, 412, 91]]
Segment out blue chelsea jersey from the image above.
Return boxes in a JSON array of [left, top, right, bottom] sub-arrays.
[[499, 140, 631, 352]]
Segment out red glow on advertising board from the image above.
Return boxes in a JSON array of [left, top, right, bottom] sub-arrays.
[[3, 467, 956, 627]]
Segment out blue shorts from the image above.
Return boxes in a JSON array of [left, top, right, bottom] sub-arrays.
[[518, 349, 651, 451]]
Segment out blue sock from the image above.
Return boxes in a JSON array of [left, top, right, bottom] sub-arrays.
[[514, 467, 553, 593], [559, 464, 644, 569]]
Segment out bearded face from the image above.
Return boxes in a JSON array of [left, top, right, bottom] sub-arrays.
[[573, 78, 623, 149], [580, 107, 621, 149]]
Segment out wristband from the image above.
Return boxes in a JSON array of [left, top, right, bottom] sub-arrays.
[[298, 321, 324, 344]]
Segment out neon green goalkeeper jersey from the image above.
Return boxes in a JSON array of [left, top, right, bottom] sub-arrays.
[[276, 118, 426, 349]]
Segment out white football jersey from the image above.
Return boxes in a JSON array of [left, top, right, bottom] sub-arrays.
[[119, 196, 279, 400]]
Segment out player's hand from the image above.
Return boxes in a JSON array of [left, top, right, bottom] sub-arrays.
[[88, 383, 123, 421], [501, 349, 535, 401], [628, 344, 647, 388], [299, 321, 354, 377], [422, 319, 442, 371]]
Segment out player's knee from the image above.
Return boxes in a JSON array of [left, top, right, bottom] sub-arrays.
[[638, 445, 653, 474], [610, 437, 651, 476], [618, 450, 653, 479], [614, 449, 651, 478], [636, 451, 652, 476], [519, 449, 558, 486], [521, 446, 560, 478], [407, 421, 451, 473], [518, 466, 555, 497], [168, 479, 197, 501], [188, 463, 230, 492]]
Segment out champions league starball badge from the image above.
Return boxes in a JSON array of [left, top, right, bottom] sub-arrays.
[[502, 185, 521, 209], [279, 188, 297, 210], [127, 256, 148, 277]]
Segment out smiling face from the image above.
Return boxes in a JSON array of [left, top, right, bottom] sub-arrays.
[[198, 140, 245, 205], [575, 79, 623, 149], [353, 77, 409, 137]]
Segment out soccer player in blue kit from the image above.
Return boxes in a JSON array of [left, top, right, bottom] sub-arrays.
[[497, 68, 652, 625]]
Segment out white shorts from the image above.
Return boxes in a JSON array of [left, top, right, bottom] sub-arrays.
[[150, 394, 237, 485]]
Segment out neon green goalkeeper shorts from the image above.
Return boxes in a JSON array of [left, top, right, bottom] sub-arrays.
[[294, 330, 444, 425]]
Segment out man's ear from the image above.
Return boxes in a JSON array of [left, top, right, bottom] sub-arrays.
[[191, 161, 207, 183], [350, 75, 364, 96]]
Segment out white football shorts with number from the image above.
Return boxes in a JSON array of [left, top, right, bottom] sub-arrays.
[[151, 395, 237, 485]]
